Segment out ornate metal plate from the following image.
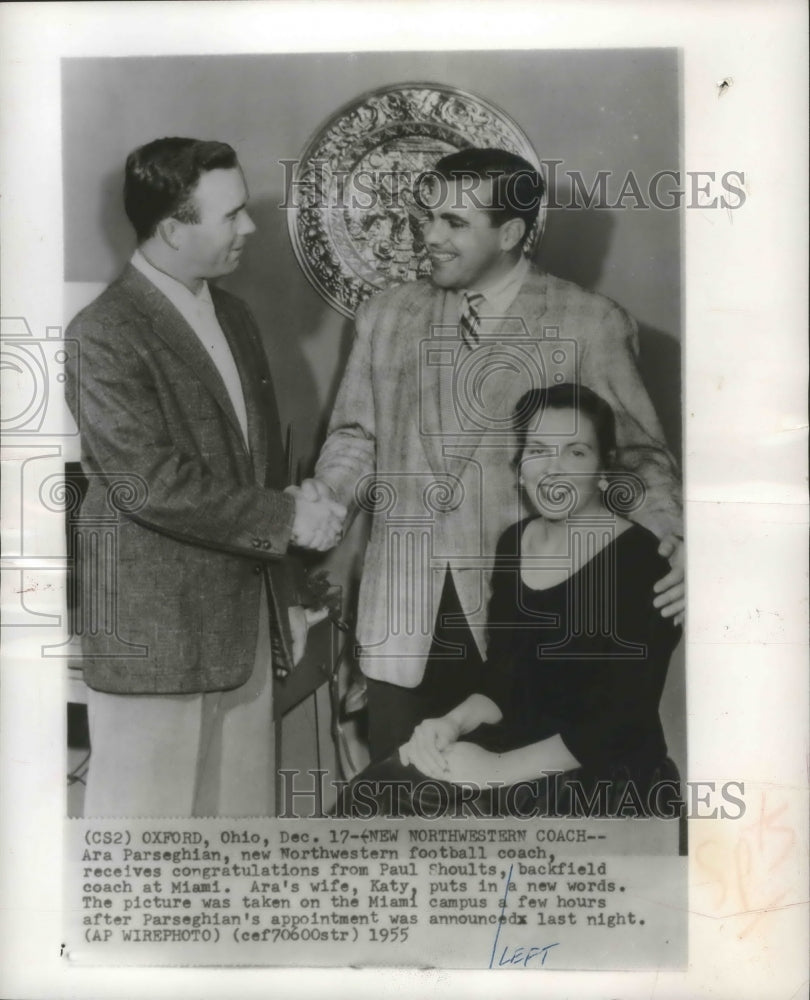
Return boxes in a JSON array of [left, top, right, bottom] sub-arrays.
[[286, 83, 544, 318]]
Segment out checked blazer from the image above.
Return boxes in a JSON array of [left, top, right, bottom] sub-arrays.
[[315, 268, 682, 689]]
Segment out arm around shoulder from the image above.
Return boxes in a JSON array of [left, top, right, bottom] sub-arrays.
[[583, 303, 683, 540]]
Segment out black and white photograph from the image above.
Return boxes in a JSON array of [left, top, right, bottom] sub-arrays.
[[60, 48, 687, 824], [1, 1, 807, 997]]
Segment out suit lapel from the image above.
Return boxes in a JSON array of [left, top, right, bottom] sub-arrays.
[[480, 270, 551, 436], [506, 267, 549, 328], [121, 266, 249, 457], [413, 285, 453, 477], [443, 270, 550, 480], [259, 380, 288, 490], [214, 295, 288, 490], [212, 293, 266, 484]]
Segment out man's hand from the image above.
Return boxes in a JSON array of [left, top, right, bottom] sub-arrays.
[[298, 478, 336, 503], [288, 605, 330, 666], [286, 485, 346, 551], [653, 534, 685, 627], [399, 716, 461, 776]]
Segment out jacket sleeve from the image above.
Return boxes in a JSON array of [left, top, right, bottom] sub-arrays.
[[65, 312, 295, 560], [581, 303, 683, 540], [313, 295, 378, 510]]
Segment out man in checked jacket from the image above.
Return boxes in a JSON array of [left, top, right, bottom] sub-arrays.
[[302, 148, 685, 762], [65, 138, 344, 816]]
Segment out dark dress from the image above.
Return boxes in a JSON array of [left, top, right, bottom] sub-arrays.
[[341, 518, 682, 819], [480, 518, 679, 774]]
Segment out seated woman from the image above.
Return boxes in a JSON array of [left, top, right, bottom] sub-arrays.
[[340, 383, 682, 819]]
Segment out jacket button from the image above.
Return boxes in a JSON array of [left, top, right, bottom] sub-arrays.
[[252, 538, 261, 548], [253, 564, 263, 575], [262, 540, 272, 550]]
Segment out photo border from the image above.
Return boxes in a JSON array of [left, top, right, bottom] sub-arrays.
[[1, 2, 807, 998]]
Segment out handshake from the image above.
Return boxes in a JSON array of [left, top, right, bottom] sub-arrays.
[[286, 479, 347, 552]]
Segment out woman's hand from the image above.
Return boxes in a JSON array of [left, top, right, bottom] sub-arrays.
[[399, 716, 461, 777], [441, 742, 503, 785]]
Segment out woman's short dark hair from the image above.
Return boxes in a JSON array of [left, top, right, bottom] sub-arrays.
[[414, 147, 544, 248], [123, 137, 238, 242], [512, 383, 617, 467]]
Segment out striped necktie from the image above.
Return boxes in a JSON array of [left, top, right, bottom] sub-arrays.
[[459, 291, 485, 349]]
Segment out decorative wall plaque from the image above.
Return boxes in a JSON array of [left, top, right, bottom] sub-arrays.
[[286, 83, 544, 318]]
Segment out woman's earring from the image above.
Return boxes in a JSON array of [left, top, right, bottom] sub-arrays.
[[598, 477, 609, 491], [518, 476, 525, 487]]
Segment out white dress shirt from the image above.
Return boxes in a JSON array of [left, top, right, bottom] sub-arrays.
[[132, 250, 250, 447], [447, 253, 531, 325], [436, 255, 532, 437]]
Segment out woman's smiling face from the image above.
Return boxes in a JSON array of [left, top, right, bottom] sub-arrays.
[[519, 406, 605, 519]]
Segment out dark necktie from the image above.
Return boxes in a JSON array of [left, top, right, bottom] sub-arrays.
[[459, 291, 485, 349]]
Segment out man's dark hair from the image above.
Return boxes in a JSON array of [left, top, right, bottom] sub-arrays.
[[512, 383, 617, 467], [123, 137, 238, 242], [417, 147, 545, 247]]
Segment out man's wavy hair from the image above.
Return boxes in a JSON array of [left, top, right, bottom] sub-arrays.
[[415, 147, 545, 248], [124, 137, 238, 242]]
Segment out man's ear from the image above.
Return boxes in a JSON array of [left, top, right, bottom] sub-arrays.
[[499, 217, 526, 253], [157, 218, 182, 251]]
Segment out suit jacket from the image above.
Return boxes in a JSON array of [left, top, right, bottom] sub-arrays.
[[64, 264, 296, 694], [315, 269, 682, 688]]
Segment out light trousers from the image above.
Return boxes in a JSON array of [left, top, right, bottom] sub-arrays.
[[83, 590, 275, 817]]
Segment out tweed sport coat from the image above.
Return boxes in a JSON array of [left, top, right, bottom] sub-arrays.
[[64, 264, 297, 694], [315, 269, 683, 688]]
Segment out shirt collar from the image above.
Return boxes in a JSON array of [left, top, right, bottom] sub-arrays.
[[132, 249, 212, 313], [464, 255, 530, 315]]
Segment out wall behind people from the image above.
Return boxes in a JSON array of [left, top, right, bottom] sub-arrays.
[[62, 50, 685, 773], [63, 49, 681, 464]]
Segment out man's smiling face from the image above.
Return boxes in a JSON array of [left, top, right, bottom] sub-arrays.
[[419, 176, 513, 291]]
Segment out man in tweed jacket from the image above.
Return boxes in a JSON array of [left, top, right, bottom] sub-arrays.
[[65, 138, 343, 815], [309, 149, 685, 760]]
